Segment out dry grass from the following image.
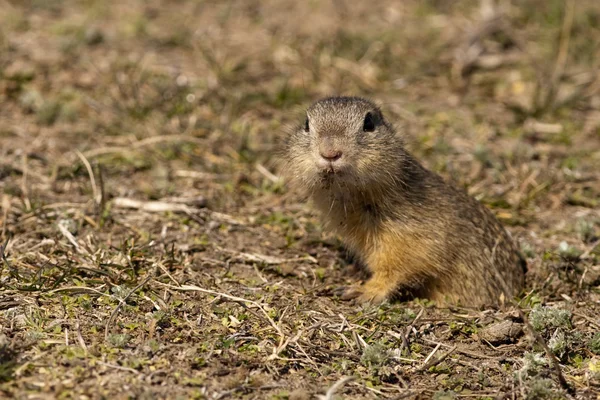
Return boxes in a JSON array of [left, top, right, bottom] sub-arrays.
[[1, 0, 600, 398]]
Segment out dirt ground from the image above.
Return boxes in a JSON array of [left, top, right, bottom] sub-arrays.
[[1, 0, 600, 399]]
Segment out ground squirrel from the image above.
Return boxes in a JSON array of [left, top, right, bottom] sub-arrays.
[[282, 96, 526, 307]]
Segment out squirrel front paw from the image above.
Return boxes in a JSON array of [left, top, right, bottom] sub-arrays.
[[334, 284, 389, 304], [334, 285, 364, 301]]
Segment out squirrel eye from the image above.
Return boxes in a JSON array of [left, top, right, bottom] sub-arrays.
[[304, 117, 310, 132], [363, 112, 376, 132]]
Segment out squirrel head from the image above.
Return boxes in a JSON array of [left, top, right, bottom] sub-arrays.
[[282, 96, 406, 194]]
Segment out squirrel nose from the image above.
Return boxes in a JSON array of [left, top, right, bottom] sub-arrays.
[[320, 149, 342, 162]]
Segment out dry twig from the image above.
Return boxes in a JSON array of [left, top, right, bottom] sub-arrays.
[[416, 344, 457, 373], [75, 150, 100, 206], [104, 274, 153, 340], [317, 376, 355, 400]]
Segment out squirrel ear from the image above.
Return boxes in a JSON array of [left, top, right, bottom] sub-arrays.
[[363, 112, 376, 132], [304, 117, 310, 132]]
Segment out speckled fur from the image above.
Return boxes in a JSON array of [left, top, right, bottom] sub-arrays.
[[281, 96, 526, 307]]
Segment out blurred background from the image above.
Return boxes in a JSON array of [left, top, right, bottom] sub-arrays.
[[1, 1, 599, 208], [1, 0, 599, 398]]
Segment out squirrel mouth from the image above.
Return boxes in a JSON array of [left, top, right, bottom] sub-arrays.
[[318, 165, 345, 186], [320, 165, 339, 176]]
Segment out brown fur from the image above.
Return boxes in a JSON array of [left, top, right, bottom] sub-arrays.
[[281, 96, 526, 307]]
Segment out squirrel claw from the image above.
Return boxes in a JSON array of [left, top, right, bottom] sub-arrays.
[[334, 285, 363, 301], [334, 285, 389, 304]]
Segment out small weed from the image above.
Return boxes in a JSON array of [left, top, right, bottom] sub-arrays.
[[521, 242, 536, 258], [589, 333, 600, 355], [111, 285, 129, 300], [525, 378, 565, 400], [449, 320, 478, 336], [557, 241, 581, 261], [18, 89, 43, 111], [515, 352, 548, 379], [146, 339, 160, 354], [360, 343, 389, 369], [571, 353, 585, 368], [25, 331, 45, 341], [0, 334, 17, 381], [588, 359, 600, 382], [529, 306, 572, 332], [575, 219, 597, 243], [376, 304, 416, 325], [410, 343, 423, 354], [520, 292, 543, 308], [314, 268, 326, 281], [432, 391, 457, 400], [548, 329, 568, 358], [107, 333, 131, 348], [36, 100, 62, 126]]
